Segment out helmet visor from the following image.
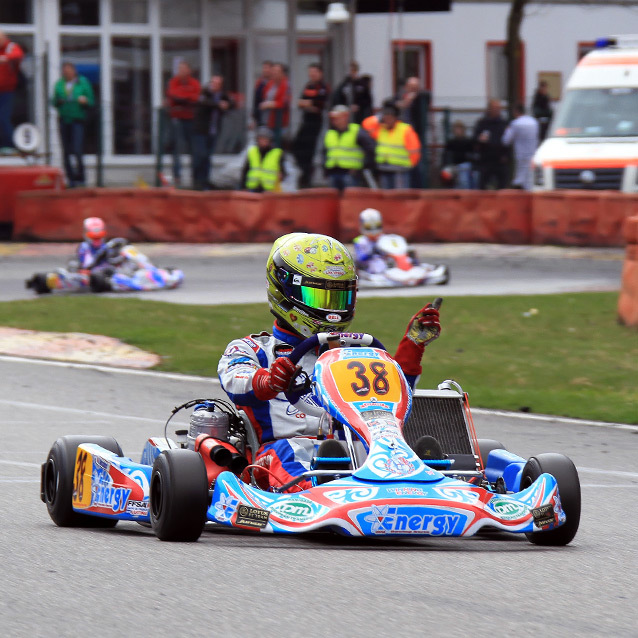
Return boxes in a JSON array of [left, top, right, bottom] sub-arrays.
[[277, 268, 356, 313]]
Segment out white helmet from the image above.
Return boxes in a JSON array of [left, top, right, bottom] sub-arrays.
[[359, 208, 383, 237]]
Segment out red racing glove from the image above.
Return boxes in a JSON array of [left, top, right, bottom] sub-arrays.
[[252, 356, 299, 401], [394, 303, 441, 377]]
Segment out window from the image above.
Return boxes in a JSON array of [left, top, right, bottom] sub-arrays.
[[112, 0, 148, 24], [0, 0, 33, 24], [486, 41, 525, 104], [112, 37, 152, 154], [253, 0, 288, 29], [60, 36, 101, 154], [392, 40, 432, 94], [211, 39, 247, 153], [60, 0, 100, 26], [210, 0, 244, 33], [159, 0, 201, 29], [161, 38, 201, 89], [9, 35, 34, 129]]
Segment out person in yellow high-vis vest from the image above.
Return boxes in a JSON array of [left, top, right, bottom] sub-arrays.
[[242, 127, 286, 192], [322, 104, 376, 192], [373, 103, 421, 190]]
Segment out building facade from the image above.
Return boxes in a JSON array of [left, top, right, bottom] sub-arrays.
[[2, 1, 637, 185]]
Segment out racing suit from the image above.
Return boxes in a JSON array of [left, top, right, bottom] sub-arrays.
[[77, 240, 107, 270], [353, 234, 391, 275], [218, 321, 428, 490]]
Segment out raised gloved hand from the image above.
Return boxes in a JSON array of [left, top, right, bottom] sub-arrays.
[[252, 356, 299, 401], [405, 303, 441, 346], [394, 302, 441, 377]]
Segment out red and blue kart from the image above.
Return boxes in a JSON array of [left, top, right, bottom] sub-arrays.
[[26, 239, 184, 295], [41, 332, 581, 545]]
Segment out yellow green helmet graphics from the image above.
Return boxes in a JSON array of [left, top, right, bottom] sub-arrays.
[[266, 233, 357, 336]]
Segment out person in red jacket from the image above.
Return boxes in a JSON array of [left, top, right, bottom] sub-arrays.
[[257, 62, 290, 146], [166, 60, 201, 187], [0, 31, 24, 149]]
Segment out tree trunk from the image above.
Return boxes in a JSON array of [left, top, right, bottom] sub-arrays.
[[505, 0, 528, 119]]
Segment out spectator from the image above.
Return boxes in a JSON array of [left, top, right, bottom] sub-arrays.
[[0, 30, 24, 149], [191, 75, 233, 191], [473, 98, 509, 190], [252, 60, 273, 127], [502, 103, 539, 190], [242, 126, 285, 193], [51, 62, 95, 188], [442, 120, 476, 189], [292, 63, 329, 188], [532, 80, 553, 141], [374, 102, 421, 190], [258, 62, 290, 145], [322, 104, 376, 192], [332, 61, 372, 124], [395, 76, 431, 188], [166, 60, 201, 187]]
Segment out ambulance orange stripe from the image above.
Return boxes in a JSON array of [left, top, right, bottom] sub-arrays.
[[545, 159, 638, 169], [579, 55, 638, 66]]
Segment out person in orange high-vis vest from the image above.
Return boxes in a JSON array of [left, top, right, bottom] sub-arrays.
[[373, 102, 421, 190]]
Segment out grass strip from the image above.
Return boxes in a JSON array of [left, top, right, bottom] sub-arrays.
[[0, 292, 635, 424]]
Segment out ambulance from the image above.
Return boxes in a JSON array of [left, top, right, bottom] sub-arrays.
[[533, 35, 638, 192]]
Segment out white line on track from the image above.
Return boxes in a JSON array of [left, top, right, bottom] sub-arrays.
[[0, 355, 636, 433]]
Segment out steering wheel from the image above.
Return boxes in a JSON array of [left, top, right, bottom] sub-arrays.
[[284, 333, 386, 408]]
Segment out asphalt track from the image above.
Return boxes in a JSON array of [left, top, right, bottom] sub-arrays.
[[0, 243, 634, 636], [0, 242, 625, 304], [1, 357, 637, 638]]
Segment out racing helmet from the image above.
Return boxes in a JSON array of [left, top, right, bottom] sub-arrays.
[[83, 217, 106, 245], [359, 208, 383, 238], [266, 233, 357, 336]]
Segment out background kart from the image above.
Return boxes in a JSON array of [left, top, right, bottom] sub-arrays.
[[25, 239, 184, 295], [357, 234, 450, 288], [41, 331, 580, 545]]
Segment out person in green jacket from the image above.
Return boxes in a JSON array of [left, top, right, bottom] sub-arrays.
[[52, 62, 94, 187]]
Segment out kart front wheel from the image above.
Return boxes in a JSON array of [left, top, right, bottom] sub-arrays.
[[521, 453, 581, 546], [150, 449, 209, 542], [42, 435, 123, 527]]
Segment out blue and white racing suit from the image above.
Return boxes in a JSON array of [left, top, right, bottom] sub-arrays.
[[352, 234, 388, 274], [77, 240, 107, 270], [218, 321, 422, 490]]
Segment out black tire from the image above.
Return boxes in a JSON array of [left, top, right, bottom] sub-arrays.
[[477, 438, 507, 470], [42, 435, 123, 528], [89, 271, 112, 293], [520, 453, 581, 546], [150, 449, 209, 542], [26, 273, 52, 294]]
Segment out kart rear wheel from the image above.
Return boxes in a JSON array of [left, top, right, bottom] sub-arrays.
[[26, 273, 51, 294], [477, 438, 507, 470], [150, 449, 209, 542], [89, 271, 112, 293], [42, 435, 123, 528], [521, 453, 581, 546]]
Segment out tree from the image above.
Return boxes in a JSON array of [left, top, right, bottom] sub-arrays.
[[505, 0, 529, 119]]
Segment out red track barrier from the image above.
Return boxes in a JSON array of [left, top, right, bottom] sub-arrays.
[[0, 166, 64, 224], [618, 215, 638, 327]]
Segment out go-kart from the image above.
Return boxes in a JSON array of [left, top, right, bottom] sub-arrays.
[[357, 234, 449, 288], [41, 331, 580, 545], [25, 239, 184, 295]]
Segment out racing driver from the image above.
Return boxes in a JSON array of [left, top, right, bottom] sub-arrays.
[[218, 232, 441, 490], [77, 217, 108, 270]]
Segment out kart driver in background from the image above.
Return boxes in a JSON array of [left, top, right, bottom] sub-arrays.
[[353, 208, 449, 284], [77, 217, 108, 270], [218, 232, 441, 491]]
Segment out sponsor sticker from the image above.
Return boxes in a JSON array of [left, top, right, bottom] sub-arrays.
[[235, 505, 270, 529], [324, 265, 346, 278], [531, 504, 555, 529], [126, 500, 149, 516], [326, 313, 342, 323], [214, 493, 239, 522], [388, 486, 427, 496], [361, 505, 466, 536], [488, 497, 529, 520], [269, 498, 321, 522], [292, 274, 302, 285]]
